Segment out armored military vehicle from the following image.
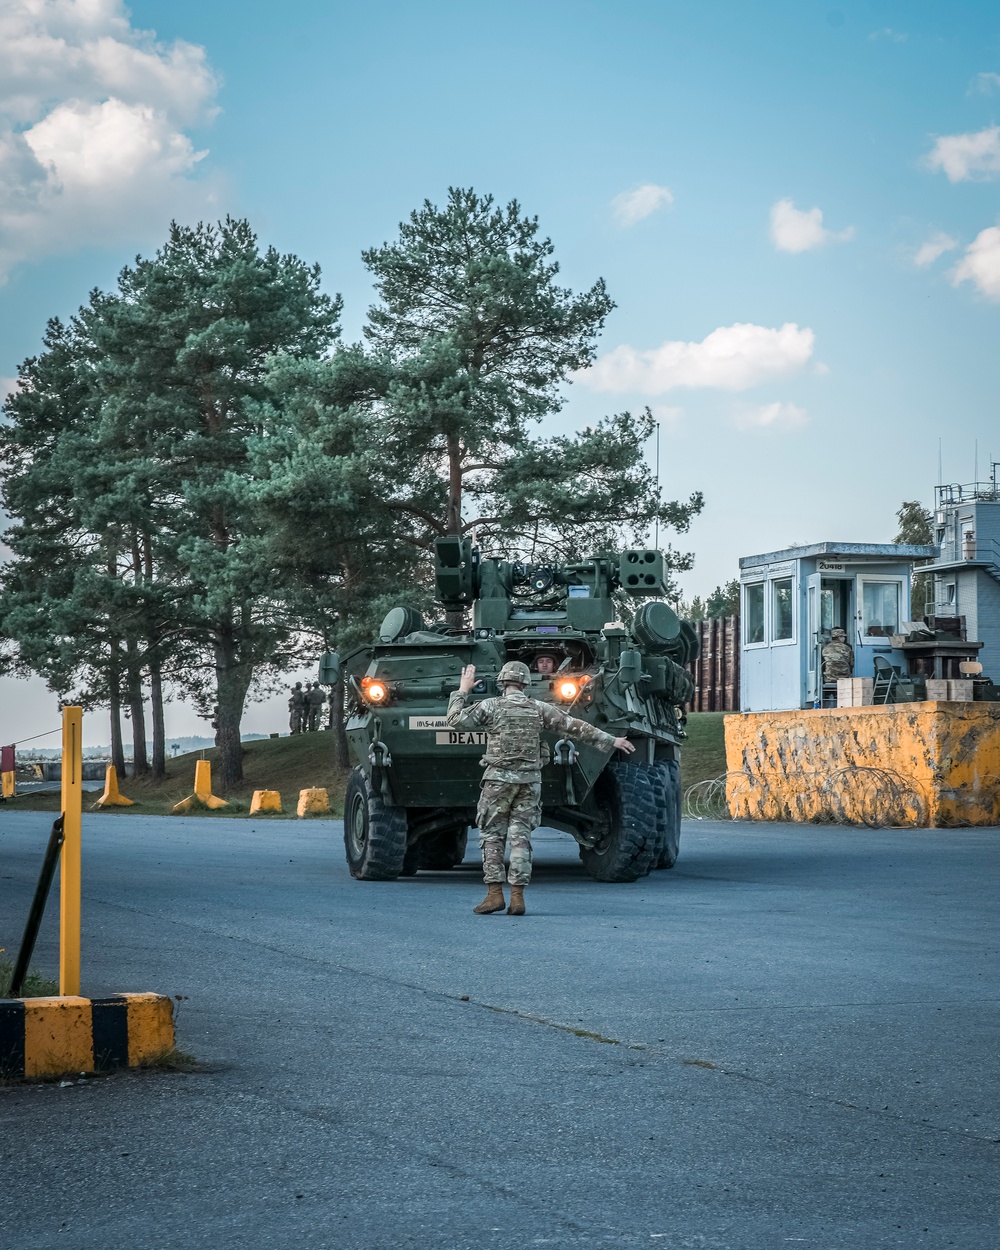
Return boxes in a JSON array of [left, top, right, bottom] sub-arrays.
[[321, 537, 698, 884]]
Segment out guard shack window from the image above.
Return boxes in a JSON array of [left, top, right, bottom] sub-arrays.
[[771, 578, 794, 641], [861, 580, 900, 638], [744, 582, 764, 644]]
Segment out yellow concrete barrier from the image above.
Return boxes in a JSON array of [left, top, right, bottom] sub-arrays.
[[724, 701, 1000, 827], [297, 787, 330, 817], [93, 764, 134, 809], [0, 993, 175, 1081], [249, 789, 282, 814], [172, 759, 229, 813]]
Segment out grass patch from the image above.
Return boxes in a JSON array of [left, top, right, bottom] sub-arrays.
[[0, 957, 59, 998], [8, 733, 350, 820], [135, 1047, 203, 1074], [681, 712, 727, 788]]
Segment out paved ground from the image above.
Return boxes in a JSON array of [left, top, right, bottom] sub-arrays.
[[1, 810, 999, 1250]]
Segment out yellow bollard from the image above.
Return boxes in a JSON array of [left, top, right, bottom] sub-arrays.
[[94, 764, 134, 809], [171, 758, 229, 813], [60, 706, 83, 997], [297, 787, 330, 817], [249, 789, 282, 815], [1, 770, 14, 799]]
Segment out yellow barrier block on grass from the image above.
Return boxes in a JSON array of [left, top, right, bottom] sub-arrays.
[[94, 764, 134, 808], [172, 759, 229, 813], [297, 787, 330, 817], [250, 789, 282, 814], [1, 770, 14, 799]]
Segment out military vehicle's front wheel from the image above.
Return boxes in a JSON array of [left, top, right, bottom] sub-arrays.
[[580, 761, 658, 883], [344, 768, 407, 881]]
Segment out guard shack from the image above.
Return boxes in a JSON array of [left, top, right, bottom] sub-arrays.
[[739, 541, 936, 712]]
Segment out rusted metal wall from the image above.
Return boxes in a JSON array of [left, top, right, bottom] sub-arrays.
[[723, 702, 1000, 827], [687, 616, 740, 712]]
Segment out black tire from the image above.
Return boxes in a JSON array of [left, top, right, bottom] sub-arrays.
[[418, 827, 469, 870], [580, 761, 658, 883], [343, 767, 407, 881], [652, 759, 682, 869]]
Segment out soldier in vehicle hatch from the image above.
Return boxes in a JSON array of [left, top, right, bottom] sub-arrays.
[[447, 660, 635, 916]]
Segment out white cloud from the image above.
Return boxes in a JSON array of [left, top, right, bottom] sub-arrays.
[[914, 232, 959, 267], [869, 28, 907, 42], [925, 126, 1000, 182], [1, 377, 18, 401], [950, 224, 1000, 299], [970, 72, 1000, 95], [734, 402, 808, 432], [769, 199, 854, 253], [583, 322, 815, 395], [612, 183, 674, 227], [0, 0, 220, 280]]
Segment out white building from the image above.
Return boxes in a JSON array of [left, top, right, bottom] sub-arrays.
[[739, 541, 936, 713]]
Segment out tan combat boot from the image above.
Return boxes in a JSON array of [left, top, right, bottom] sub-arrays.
[[473, 883, 506, 914], [507, 885, 526, 916]]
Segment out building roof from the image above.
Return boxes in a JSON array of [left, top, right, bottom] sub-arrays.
[[739, 541, 937, 570]]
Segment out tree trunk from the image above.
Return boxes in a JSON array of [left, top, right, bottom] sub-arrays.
[[109, 641, 126, 779], [213, 626, 252, 791], [331, 677, 350, 770], [142, 530, 166, 778], [149, 654, 166, 779], [125, 639, 149, 775]]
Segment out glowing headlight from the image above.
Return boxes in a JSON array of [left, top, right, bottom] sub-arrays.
[[361, 677, 389, 704], [556, 679, 579, 702]]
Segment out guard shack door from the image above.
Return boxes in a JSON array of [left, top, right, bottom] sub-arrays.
[[806, 572, 822, 704]]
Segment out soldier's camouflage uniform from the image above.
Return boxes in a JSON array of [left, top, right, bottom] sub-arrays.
[[447, 687, 617, 885], [821, 639, 854, 682]]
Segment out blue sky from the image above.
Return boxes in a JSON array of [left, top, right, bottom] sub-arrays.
[[2, 0, 1000, 741]]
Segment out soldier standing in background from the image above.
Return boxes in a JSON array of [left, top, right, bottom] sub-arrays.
[[822, 627, 854, 684], [306, 682, 326, 731], [447, 660, 634, 916], [288, 682, 306, 734]]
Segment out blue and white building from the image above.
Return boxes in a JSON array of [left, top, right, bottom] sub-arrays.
[[926, 472, 1000, 679], [739, 542, 936, 713]]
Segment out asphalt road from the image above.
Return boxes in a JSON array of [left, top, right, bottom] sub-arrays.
[[1, 810, 999, 1250]]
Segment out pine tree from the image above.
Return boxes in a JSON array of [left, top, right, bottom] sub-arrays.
[[359, 188, 702, 585]]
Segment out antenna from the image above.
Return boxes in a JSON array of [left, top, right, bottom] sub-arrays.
[[653, 419, 660, 550], [975, 438, 979, 485], [938, 438, 942, 487]]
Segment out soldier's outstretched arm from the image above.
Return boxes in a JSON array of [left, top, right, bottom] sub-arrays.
[[539, 704, 634, 754]]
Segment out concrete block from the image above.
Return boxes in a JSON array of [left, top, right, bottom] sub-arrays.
[[724, 703, 1000, 827], [249, 789, 282, 815], [297, 787, 330, 817]]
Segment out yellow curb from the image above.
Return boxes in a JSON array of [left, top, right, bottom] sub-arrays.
[[1, 993, 175, 1081]]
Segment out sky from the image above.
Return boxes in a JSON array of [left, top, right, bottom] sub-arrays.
[[2, 0, 1000, 744]]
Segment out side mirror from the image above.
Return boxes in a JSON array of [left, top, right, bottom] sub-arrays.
[[618, 649, 641, 687], [318, 651, 341, 686]]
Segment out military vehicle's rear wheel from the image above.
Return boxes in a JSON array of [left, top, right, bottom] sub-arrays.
[[580, 761, 657, 883], [651, 759, 682, 869], [344, 767, 407, 881], [418, 827, 469, 870]]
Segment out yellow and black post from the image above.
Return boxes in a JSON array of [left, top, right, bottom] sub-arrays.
[[59, 706, 82, 996]]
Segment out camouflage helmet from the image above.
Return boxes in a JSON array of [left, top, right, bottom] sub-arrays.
[[497, 660, 531, 686]]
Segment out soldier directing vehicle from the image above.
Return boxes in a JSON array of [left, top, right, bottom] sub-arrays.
[[448, 660, 634, 915]]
